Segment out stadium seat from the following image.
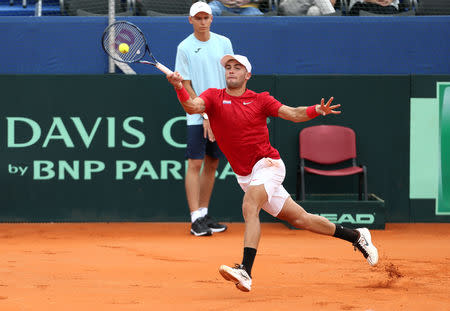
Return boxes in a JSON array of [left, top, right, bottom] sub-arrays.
[[297, 125, 368, 201], [135, 0, 191, 16], [416, 0, 450, 15], [359, 9, 415, 15], [75, 8, 133, 16], [61, 0, 129, 16]]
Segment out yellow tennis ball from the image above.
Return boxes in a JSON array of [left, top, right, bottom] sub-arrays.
[[119, 43, 129, 54]]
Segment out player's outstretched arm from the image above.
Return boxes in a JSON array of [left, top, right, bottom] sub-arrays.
[[167, 72, 205, 115], [278, 97, 340, 123]]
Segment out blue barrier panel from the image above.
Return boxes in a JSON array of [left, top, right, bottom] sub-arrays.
[[0, 16, 449, 74]]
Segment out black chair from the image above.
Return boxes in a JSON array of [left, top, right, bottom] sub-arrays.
[[359, 9, 415, 15], [75, 9, 133, 16], [416, 0, 450, 15], [61, 0, 130, 16], [135, 0, 192, 16]]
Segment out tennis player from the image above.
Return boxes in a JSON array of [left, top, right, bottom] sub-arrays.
[[167, 54, 378, 292]]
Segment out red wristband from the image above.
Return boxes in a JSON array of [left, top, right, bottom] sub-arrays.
[[306, 105, 319, 119], [175, 85, 190, 102]]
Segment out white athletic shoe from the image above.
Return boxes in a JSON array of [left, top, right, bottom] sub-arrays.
[[219, 264, 252, 292], [354, 228, 378, 266]]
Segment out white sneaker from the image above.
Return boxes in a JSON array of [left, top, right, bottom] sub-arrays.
[[354, 228, 378, 266], [219, 264, 252, 292]]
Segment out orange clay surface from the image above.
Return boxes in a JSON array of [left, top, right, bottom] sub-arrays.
[[0, 222, 449, 311]]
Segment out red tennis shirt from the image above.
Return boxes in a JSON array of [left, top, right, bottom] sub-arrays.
[[200, 88, 283, 176]]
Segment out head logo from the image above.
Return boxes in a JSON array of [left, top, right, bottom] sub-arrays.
[[316, 213, 375, 224]]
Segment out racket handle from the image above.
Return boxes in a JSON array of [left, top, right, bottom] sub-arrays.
[[155, 63, 173, 75]]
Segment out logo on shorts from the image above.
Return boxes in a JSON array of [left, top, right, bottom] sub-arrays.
[[223, 100, 231, 105]]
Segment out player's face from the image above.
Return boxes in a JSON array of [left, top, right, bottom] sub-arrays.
[[189, 12, 213, 34], [225, 60, 251, 89]]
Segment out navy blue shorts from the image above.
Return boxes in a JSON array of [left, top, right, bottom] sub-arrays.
[[186, 125, 223, 159]]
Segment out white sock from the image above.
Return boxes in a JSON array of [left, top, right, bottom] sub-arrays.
[[191, 209, 203, 223], [199, 207, 208, 217]]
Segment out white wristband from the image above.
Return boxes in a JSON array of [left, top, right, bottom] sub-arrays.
[[202, 113, 209, 120]]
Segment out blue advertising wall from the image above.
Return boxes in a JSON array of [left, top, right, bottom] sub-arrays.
[[1, 16, 449, 75]]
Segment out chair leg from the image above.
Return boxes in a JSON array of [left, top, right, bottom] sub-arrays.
[[358, 166, 368, 201], [300, 167, 306, 201], [296, 168, 301, 200], [363, 166, 368, 200], [358, 173, 363, 201]]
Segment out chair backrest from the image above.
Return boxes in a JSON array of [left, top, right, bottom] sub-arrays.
[[299, 125, 357, 164], [64, 0, 125, 15], [416, 0, 450, 15], [136, 0, 192, 15], [359, 9, 415, 15]]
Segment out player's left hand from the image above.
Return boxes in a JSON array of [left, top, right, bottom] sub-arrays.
[[316, 97, 341, 116]]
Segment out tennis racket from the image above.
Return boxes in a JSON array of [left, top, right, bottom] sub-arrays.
[[101, 21, 173, 75]]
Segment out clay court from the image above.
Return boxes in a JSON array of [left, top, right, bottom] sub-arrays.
[[0, 222, 449, 311]]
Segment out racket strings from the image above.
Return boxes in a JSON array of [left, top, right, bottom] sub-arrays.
[[103, 22, 147, 63]]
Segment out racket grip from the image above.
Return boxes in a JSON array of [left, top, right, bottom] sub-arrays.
[[156, 63, 173, 75]]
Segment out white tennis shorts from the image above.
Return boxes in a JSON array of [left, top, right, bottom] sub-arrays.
[[236, 157, 290, 217]]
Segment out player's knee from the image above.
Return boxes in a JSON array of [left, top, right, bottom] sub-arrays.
[[203, 157, 219, 171], [187, 160, 203, 172], [242, 202, 259, 221]]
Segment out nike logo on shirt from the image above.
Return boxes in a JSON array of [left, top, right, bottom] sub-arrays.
[[194, 48, 201, 53], [243, 101, 253, 105]]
